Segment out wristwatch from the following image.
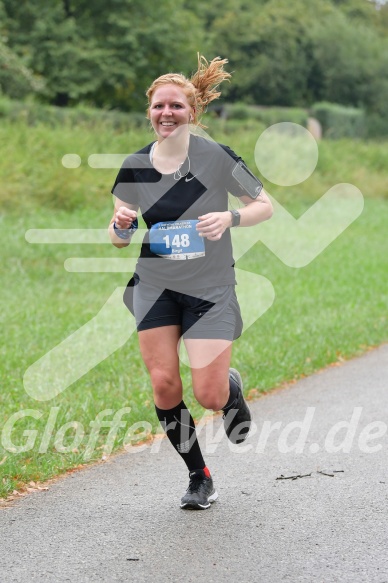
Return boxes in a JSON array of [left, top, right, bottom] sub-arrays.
[[229, 209, 241, 227]]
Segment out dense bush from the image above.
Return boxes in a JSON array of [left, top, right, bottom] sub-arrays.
[[310, 102, 366, 139], [365, 113, 388, 139], [221, 103, 309, 127], [0, 95, 148, 130]]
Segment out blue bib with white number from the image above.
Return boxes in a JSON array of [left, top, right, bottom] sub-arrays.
[[149, 220, 205, 260]]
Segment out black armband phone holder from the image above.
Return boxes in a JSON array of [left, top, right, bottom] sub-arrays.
[[232, 161, 263, 199]]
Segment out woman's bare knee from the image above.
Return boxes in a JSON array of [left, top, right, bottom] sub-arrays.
[[193, 376, 230, 409], [191, 361, 230, 411], [150, 368, 182, 408], [196, 393, 228, 411]]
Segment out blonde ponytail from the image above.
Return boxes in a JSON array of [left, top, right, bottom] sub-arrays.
[[190, 54, 231, 124]]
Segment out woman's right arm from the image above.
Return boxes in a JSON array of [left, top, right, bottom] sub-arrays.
[[108, 200, 139, 248]]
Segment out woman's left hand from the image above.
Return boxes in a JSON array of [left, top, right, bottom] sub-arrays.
[[196, 211, 232, 241]]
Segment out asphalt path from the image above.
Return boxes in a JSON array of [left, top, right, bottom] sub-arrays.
[[1, 344, 387, 582]]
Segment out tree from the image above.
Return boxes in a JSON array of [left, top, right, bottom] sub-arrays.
[[206, 0, 388, 110], [0, 1, 44, 98], [2, 0, 205, 109], [309, 10, 388, 109], [208, 0, 332, 106], [2, 0, 388, 112], [331, 0, 379, 23]]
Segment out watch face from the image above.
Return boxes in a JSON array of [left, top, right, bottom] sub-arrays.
[[232, 210, 240, 226]]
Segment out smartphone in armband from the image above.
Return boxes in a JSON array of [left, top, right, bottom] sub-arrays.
[[232, 161, 263, 199]]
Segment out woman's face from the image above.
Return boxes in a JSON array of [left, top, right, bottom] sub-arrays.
[[149, 84, 193, 139]]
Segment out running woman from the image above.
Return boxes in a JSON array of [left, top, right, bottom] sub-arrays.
[[108, 55, 273, 510]]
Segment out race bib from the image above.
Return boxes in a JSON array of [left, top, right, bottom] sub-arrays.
[[149, 220, 205, 260]]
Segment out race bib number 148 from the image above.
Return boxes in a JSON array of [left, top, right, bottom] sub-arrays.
[[149, 220, 205, 260]]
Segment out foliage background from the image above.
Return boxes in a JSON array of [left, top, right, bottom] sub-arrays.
[[1, 0, 388, 128]]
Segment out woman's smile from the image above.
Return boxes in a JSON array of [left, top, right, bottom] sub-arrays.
[[150, 84, 192, 138]]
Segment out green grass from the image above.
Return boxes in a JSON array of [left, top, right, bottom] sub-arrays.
[[0, 120, 387, 499]]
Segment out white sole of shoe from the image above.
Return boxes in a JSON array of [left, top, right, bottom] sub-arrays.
[[180, 490, 218, 510]]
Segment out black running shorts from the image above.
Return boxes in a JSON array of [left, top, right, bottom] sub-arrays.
[[123, 275, 243, 340]]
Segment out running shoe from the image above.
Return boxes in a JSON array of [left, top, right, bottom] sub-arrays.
[[223, 368, 252, 444], [180, 469, 218, 510]]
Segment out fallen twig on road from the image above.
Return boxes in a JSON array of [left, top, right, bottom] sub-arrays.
[[276, 473, 312, 481], [276, 470, 345, 481]]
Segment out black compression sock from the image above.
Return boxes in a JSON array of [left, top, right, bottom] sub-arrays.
[[155, 401, 206, 472], [222, 375, 239, 413]]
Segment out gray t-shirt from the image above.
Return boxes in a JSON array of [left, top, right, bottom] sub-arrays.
[[111, 134, 250, 291]]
